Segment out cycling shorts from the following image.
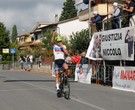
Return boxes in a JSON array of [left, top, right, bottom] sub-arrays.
[[54, 59, 66, 71]]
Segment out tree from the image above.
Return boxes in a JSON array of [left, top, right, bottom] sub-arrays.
[[69, 29, 90, 53], [42, 29, 53, 57], [0, 22, 10, 53], [11, 25, 18, 43], [59, 0, 77, 21]]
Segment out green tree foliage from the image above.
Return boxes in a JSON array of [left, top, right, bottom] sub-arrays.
[[0, 22, 10, 54], [11, 25, 18, 43], [69, 29, 90, 53], [42, 29, 52, 50], [59, 0, 77, 21], [42, 29, 53, 57], [62, 36, 71, 50]]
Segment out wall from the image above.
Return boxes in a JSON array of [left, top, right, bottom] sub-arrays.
[[57, 19, 88, 40]]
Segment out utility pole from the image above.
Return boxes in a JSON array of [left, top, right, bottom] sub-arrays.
[[88, 0, 91, 38]]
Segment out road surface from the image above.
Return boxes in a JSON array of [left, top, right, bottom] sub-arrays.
[[0, 70, 135, 110]]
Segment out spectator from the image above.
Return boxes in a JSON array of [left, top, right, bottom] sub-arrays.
[[71, 52, 81, 64], [89, 11, 102, 31], [29, 54, 33, 69], [19, 56, 24, 70], [23, 56, 27, 71], [26, 55, 31, 71], [123, 0, 135, 26], [111, 2, 122, 29], [80, 51, 88, 65], [37, 54, 42, 68], [65, 54, 72, 64]]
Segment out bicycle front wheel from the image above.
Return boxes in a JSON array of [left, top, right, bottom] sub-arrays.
[[63, 76, 70, 99]]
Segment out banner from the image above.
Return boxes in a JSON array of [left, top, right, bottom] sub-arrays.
[[86, 33, 102, 60], [86, 26, 135, 60], [51, 62, 55, 77], [75, 64, 92, 84], [2, 48, 9, 54], [113, 66, 135, 92]]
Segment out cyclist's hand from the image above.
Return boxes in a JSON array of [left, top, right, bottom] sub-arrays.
[[53, 31, 57, 36], [60, 44, 66, 49]]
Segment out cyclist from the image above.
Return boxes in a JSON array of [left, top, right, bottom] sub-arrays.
[[51, 31, 69, 94]]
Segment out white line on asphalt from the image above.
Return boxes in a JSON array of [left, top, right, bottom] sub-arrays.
[[22, 81, 106, 110], [0, 88, 39, 92], [5, 75, 106, 110]]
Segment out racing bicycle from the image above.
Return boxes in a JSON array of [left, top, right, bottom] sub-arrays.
[[57, 67, 70, 99]]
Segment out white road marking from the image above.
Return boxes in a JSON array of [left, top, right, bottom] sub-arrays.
[[22, 81, 106, 110], [3, 75, 106, 110], [0, 88, 38, 92]]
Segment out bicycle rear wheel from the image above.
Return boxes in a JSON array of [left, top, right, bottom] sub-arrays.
[[63, 76, 70, 99]]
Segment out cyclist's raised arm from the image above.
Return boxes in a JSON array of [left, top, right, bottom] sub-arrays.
[[51, 31, 57, 45]]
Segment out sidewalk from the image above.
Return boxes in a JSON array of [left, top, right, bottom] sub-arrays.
[[12, 64, 52, 75]]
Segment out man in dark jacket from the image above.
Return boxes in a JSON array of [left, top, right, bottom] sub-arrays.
[[123, 0, 135, 26], [89, 11, 102, 31]]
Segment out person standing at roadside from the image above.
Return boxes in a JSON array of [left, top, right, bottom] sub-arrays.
[[88, 11, 102, 32], [123, 0, 135, 26], [111, 2, 122, 29], [29, 54, 33, 69], [19, 56, 23, 70], [38, 54, 42, 68]]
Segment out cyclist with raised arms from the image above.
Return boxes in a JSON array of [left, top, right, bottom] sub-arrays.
[[51, 30, 69, 95]]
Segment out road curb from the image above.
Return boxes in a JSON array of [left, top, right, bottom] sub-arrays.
[[10, 68, 51, 76]]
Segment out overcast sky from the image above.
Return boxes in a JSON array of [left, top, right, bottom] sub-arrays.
[[0, 0, 71, 35]]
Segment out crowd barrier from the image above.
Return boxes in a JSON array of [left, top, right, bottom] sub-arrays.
[[91, 63, 113, 86], [1, 61, 127, 87], [45, 62, 115, 86]]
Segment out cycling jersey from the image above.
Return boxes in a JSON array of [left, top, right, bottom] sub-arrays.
[[53, 44, 66, 60]]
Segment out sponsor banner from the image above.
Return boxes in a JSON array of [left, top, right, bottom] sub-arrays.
[[2, 48, 9, 54], [113, 66, 135, 92], [86, 33, 102, 60], [101, 44, 128, 60], [86, 26, 135, 60], [75, 64, 92, 84], [51, 62, 55, 77]]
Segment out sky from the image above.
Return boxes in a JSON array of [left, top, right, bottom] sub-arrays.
[[0, 0, 68, 35], [0, 0, 86, 35]]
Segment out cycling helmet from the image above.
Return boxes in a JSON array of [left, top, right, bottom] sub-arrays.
[[55, 35, 62, 42]]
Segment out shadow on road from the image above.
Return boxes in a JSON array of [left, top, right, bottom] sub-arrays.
[[4, 79, 55, 82], [4, 79, 77, 83]]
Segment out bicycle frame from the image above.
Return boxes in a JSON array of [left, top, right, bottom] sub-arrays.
[[58, 67, 70, 99]]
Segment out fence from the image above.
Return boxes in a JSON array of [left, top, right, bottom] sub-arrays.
[[91, 63, 113, 86], [64, 62, 114, 86], [92, 13, 135, 33], [0, 60, 115, 86]]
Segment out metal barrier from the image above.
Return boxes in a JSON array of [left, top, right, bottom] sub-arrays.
[[91, 13, 135, 32], [67, 63, 76, 78], [91, 63, 114, 86], [1, 60, 114, 86]]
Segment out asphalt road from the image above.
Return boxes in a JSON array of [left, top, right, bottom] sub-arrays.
[[0, 70, 135, 110]]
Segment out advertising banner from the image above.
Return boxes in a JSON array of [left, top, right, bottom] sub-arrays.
[[51, 62, 55, 77], [75, 64, 92, 84], [113, 66, 135, 92], [2, 48, 9, 54], [86, 26, 135, 60]]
